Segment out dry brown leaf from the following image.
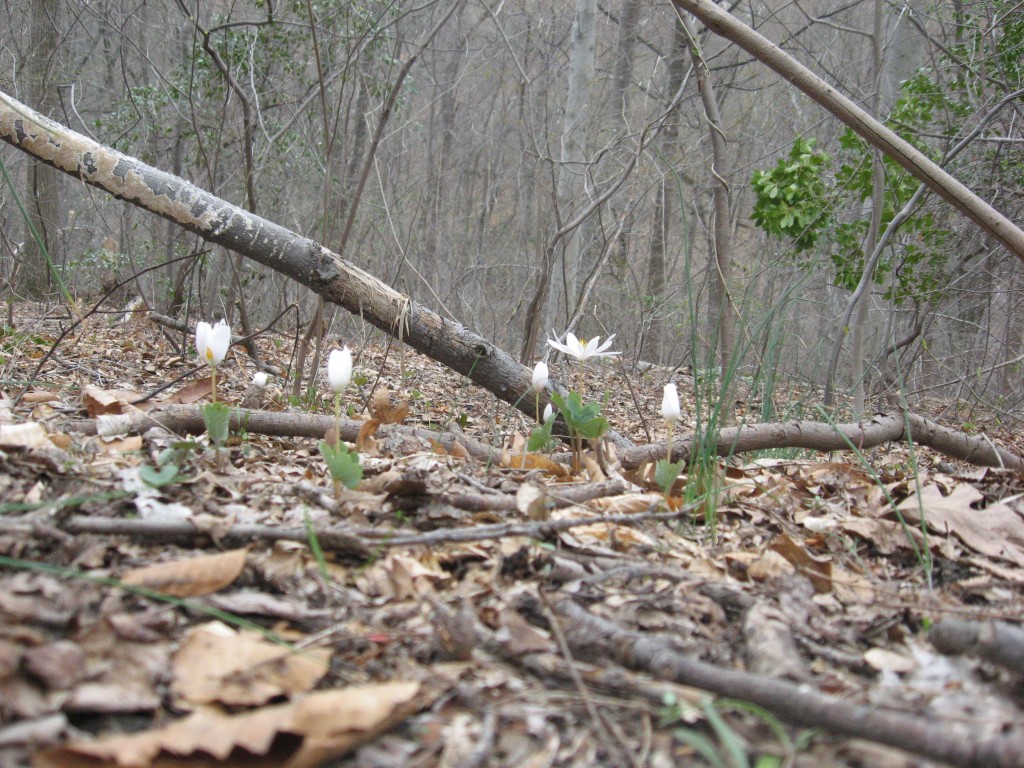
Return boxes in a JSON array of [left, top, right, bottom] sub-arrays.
[[516, 482, 548, 521], [21, 391, 59, 404], [558, 517, 657, 552], [172, 622, 330, 707], [92, 435, 143, 454], [898, 484, 1024, 566], [770, 533, 833, 593], [121, 548, 248, 597], [357, 419, 381, 452], [82, 386, 143, 417], [63, 617, 170, 714], [745, 550, 795, 582], [164, 377, 211, 404], [0, 422, 50, 449], [495, 608, 553, 654], [836, 516, 925, 555], [384, 553, 451, 600], [501, 451, 569, 478], [35, 682, 424, 768], [430, 437, 470, 461], [370, 388, 410, 425], [589, 492, 663, 515]]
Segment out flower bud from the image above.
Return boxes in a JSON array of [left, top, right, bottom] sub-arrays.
[[532, 361, 549, 392], [328, 347, 353, 393], [661, 382, 681, 423]]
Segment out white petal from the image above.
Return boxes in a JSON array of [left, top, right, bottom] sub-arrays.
[[208, 320, 231, 365], [595, 334, 616, 353], [661, 383, 681, 422], [328, 347, 353, 393], [195, 321, 211, 363], [547, 338, 572, 356], [532, 361, 549, 392]]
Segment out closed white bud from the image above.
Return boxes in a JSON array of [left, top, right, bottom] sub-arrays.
[[252, 371, 269, 388], [543, 403, 553, 422], [328, 347, 353, 393], [532, 361, 549, 392], [661, 382, 681, 423]]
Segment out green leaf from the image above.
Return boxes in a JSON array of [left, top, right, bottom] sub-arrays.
[[671, 728, 729, 768], [202, 402, 231, 446], [139, 463, 181, 488], [551, 391, 608, 440], [527, 416, 557, 452], [574, 415, 609, 440], [318, 441, 363, 489], [655, 459, 685, 495]]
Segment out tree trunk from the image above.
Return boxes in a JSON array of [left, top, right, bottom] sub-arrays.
[[645, 17, 689, 363], [686, 18, 737, 424], [606, 0, 640, 133], [20, 0, 61, 298], [522, 0, 597, 359]]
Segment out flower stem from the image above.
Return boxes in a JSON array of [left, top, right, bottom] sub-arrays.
[[334, 392, 341, 442], [210, 365, 218, 404]]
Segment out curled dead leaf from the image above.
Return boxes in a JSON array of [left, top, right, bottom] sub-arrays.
[[35, 682, 426, 768], [172, 622, 330, 707], [370, 388, 410, 425], [502, 451, 569, 478], [769, 533, 833, 594], [121, 548, 248, 597]]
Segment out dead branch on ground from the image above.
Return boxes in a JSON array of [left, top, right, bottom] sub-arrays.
[[539, 595, 1024, 768]]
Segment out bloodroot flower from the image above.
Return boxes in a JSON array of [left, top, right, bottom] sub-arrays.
[[328, 347, 353, 393], [532, 361, 549, 392], [661, 382, 681, 423], [547, 332, 620, 362], [195, 320, 231, 368]]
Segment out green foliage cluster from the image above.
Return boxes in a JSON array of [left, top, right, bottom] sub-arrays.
[[751, 138, 832, 253], [318, 440, 363, 490], [752, 1, 1024, 308], [829, 73, 956, 300], [550, 391, 608, 440], [751, 76, 966, 303]]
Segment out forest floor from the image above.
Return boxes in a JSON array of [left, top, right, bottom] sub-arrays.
[[1, 302, 1024, 768]]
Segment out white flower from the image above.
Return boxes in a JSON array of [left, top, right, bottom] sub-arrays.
[[543, 403, 553, 422], [196, 319, 231, 367], [547, 332, 620, 362], [531, 361, 549, 392], [661, 382, 681, 423], [252, 371, 269, 388], [328, 347, 353, 393]]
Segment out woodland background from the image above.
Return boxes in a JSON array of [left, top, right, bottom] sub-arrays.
[[3, 0, 1023, 415]]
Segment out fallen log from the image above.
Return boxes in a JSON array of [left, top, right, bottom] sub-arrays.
[[69, 405, 1024, 471], [620, 411, 1024, 471]]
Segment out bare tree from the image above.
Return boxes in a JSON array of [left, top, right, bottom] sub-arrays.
[[19, 0, 62, 297]]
